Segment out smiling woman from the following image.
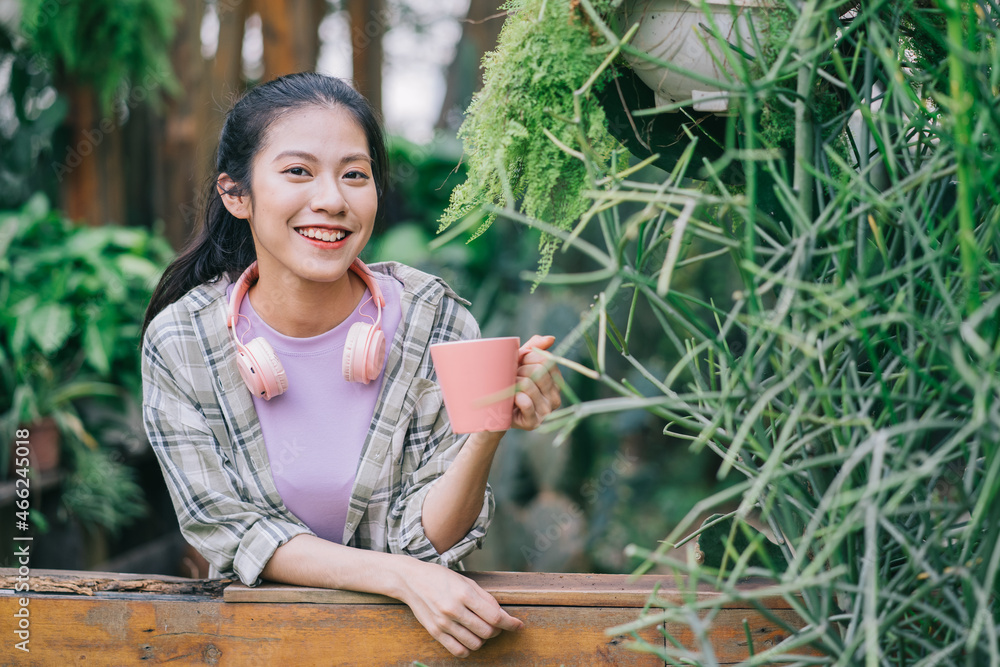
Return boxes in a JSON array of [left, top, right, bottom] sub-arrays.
[[215, 105, 379, 337], [138, 72, 563, 658]]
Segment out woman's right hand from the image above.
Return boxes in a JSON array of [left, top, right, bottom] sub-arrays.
[[396, 558, 524, 657]]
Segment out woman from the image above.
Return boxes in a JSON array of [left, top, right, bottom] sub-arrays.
[[141, 72, 562, 657]]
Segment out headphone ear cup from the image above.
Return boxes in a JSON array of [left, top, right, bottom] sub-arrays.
[[243, 337, 288, 399], [344, 322, 386, 384], [343, 322, 366, 383], [364, 328, 386, 383]]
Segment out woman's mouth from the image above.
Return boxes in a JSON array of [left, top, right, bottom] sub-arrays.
[[296, 227, 348, 243]]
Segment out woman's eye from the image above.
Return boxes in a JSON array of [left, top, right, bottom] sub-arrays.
[[285, 167, 309, 177], [345, 170, 370, 180]]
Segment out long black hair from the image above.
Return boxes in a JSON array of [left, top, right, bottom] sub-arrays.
[[142, 72, 389, 337]]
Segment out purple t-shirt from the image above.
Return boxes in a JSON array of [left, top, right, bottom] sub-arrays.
[[227, 272, 403, 543]]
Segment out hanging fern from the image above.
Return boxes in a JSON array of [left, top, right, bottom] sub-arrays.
[[439, 0, 620, 284]]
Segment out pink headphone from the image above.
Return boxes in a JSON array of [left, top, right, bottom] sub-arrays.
[[226, 258, 386, 399]]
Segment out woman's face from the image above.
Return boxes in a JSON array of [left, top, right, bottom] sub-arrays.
[[220, 104, 378, 291]]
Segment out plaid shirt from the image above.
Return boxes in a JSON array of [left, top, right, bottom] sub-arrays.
[[142, 261, 492, 586]]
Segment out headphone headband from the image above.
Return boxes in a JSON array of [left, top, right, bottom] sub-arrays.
[[225, 258, 387, 396], [226, 258, 383, 332]]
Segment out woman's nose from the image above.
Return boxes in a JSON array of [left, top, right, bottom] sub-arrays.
[[311, 176, 347, 215]]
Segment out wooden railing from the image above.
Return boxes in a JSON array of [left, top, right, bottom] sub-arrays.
[[0, 568, 814, 665]]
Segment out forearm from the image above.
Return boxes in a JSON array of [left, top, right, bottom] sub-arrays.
[[261, 534, 412, 599], [261, 495, 523, 660], [421, 430, 504, 553]]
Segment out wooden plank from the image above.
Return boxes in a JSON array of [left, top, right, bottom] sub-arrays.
[[224, 582, 400, 604], [0, 568, 824, 664], [0, 594, 666, 665], [225, 571, 794, 610], [0, 591, 816, 665]]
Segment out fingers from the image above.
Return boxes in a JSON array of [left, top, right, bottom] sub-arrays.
[[513, 377, 546, 424], [518, 359, 562, 398], [461, 590, 524, 639], [405, 567, 524, 657], [512, 376, 562, 429], [438, 603, 523, 657], [490, 606, 525, 633], [513, 334, 564, 429], [519, 334, 555, 359], [417, 604, 502, 658], [435, 607, 521, 658]]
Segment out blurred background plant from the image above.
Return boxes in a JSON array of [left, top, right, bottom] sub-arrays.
[[0, 0, 181, 569], [19, 0, 178, 113], [0, 193, 173, 534], [0, 19, 65, 209], [447, 0, 999, 663]]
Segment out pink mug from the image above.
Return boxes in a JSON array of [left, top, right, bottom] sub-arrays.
[[430, 337, 520, 434]]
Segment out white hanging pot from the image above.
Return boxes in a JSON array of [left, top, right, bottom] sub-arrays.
[[619, 0, 774, 114]]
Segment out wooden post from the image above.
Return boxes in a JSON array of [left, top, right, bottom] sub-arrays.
[[193, 0, 250, 205], [57, 84, 111, 226]]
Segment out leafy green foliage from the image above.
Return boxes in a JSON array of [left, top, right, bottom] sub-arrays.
[[439, 0, 620, 284], [0, 194, 174, 532], [19, 0, 178, 112], [61, 447, 145, 536], [0, 22, 66, 209], [460, 0, 1000, 663]]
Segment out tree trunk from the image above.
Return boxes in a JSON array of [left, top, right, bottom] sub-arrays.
[[160, 0, 208, 249], [57, 84, 109, 225], [348, 0, 385, 115], [258, 0, 325, 82], [195, 0, 250, 200]]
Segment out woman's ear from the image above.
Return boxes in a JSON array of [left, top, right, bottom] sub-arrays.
[[217, 174, 251, 219]]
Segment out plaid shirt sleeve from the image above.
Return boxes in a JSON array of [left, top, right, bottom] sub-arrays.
[[389, 280, 493, 568]]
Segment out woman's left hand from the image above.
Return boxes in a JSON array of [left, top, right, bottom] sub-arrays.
[[511, 335, 563, 431]]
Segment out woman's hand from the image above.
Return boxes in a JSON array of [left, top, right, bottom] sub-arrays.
[[512, 335, 563, 430], [397, 558, 523, 657], [262, 536, 519, 657]]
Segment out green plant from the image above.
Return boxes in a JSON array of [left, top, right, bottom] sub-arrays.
[[438, 0, 622, 284], [19, 0, 178, 112], [60, 447, 146, 534], [375, 134, 555, 333], [0, 20, 66, 209], [456, 0, 1000, 663], [0, 193, 174, 533]]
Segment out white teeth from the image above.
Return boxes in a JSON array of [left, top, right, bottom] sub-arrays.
[[297, 228, 345, 242]]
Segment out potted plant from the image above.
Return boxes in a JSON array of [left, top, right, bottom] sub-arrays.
[[0, 193, 174, 535], [438, 0, 622, 285], [438, 0, 794, 281], [618, 0, 777, 113]]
